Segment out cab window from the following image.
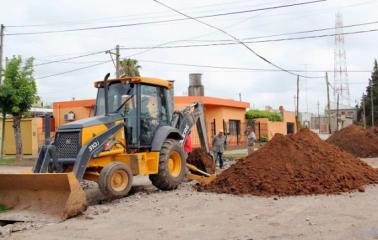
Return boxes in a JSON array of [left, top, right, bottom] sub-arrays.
[[140, 85, 159, 145]]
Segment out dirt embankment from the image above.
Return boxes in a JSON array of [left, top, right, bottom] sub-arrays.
[[186, 148, 215, 174], [199, 128, 378, 196], [326, 124, 378, 158]]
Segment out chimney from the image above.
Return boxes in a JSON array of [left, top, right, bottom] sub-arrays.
[[188, 73, 204, 96]]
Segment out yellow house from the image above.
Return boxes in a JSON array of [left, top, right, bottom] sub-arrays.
[[3, 118, 43, 156]]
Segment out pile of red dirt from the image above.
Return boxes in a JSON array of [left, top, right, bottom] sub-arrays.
[[198, 128, 378, 196], [326, 124, 378, 158], [186, 148, 216, 174]]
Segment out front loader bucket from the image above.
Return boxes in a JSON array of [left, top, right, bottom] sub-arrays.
[[0, 173, 87, 222]]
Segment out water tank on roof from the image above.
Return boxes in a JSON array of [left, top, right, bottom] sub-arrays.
[[188, 73, 204, 96]]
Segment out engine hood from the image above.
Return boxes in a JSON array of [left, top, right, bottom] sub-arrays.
[[59, 113, 123, 130]]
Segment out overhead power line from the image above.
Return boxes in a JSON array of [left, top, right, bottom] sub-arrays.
[[5, 0, 291, 28], [119, 28, 378, 50], [121, 18, 378, 58], [4, 0, 326, 36], [34, 49, 110, 67], [184, 19, 378, 43], [138, 59, 373, 73], [153, 0, 327, 79], [153, 0, 326, 79], [35, 60, 111, 79], [32, 21, 378, 69]]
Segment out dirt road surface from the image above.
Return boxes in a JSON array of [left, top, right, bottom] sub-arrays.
[[1, 159, 378, 240]]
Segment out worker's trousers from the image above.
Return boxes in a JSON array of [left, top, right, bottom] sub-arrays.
[[215, 152, 224, 169]]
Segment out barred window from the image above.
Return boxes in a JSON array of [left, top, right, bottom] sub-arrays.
[[229, 120, 240, 136]]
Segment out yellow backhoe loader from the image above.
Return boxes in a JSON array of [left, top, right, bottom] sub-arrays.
[[0, 74, 215, 222]]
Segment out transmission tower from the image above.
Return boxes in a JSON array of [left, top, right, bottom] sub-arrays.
[[333, 12, 351, 106]]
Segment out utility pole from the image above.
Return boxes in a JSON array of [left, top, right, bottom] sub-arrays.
[[296, 75, 300, 131], [336, 93, 340, 131], [106, 45, 121, 78], [0, 24, 4, 84], [326, 72, 332, 134], [370, 79, 374, 128], [317, 101, 320, 131], [363, 94, 367, 128], [115, 44, 120, 78]]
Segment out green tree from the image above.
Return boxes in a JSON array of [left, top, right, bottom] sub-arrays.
[[358, 59, 378, 127], [119, 58, 141, 77], [0, 84, 13, 159], [0, 56, 37, 160]]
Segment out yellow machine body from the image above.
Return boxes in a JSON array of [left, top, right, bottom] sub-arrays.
[[0, 76, 214, 222]]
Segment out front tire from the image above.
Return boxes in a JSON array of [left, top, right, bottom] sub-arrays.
[[99, 162, 133, 198], [149, 139, 186, 190]]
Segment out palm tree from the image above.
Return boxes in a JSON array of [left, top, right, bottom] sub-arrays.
[[119, 58, 141, 77]]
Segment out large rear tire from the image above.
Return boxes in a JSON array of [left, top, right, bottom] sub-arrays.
[[149, 139, 186, 190], [99, 162, 133, 198]]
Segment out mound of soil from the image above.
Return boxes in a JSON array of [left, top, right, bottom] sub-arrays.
[[198, 128, 378, 196], [187, 148, 215, 174], [326, 124, 378, 158]]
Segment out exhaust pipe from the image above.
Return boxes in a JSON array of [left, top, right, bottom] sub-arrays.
[[104, 73, 110, 116]]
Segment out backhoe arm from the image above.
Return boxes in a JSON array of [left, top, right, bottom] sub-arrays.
[[171, 102, 210, 153]]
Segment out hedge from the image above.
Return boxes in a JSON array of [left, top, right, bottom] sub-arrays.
[[246, 109, 282, 122]]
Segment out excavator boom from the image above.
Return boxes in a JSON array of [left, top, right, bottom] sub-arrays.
[[172, 102, 216, 184]]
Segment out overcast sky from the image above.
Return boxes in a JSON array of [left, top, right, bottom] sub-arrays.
[[1, 0, 377, 114]]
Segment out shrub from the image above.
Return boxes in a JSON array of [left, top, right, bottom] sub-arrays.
[[246, 109, 282, 122], [259, 135, 269, 142]]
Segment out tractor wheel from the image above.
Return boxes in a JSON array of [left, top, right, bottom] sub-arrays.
[[149, 139, 186, 190], [99, 162, 133, 198]]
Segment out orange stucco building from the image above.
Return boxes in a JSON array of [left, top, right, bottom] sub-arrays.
[[175, 96, 250, 148], [53, 99, 96, 128], [253, 107, 297, 140], [52, 96, 250, 148]]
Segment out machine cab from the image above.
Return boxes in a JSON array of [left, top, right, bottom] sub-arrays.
[[94, 77, 174, 149]]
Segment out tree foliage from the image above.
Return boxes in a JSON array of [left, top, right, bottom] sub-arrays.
[[0, 56, 38, 160], [357, 59, 378, 127], [246, 109, 283, 122], [120, 58, 141, 77], [1, 56, 37, 115]]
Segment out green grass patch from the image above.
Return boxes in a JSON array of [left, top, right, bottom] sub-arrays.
[[0, 157, 16, 165], [0, 157, 34, 166], [246, 109, 282, 121], [0, 204, 11, 213]]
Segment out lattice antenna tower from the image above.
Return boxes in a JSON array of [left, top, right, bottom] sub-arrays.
[[333, 12, 351, 106]]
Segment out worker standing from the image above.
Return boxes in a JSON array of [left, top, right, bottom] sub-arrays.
[[246, 126, 257, 155], [212, 131, 226, 169]]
